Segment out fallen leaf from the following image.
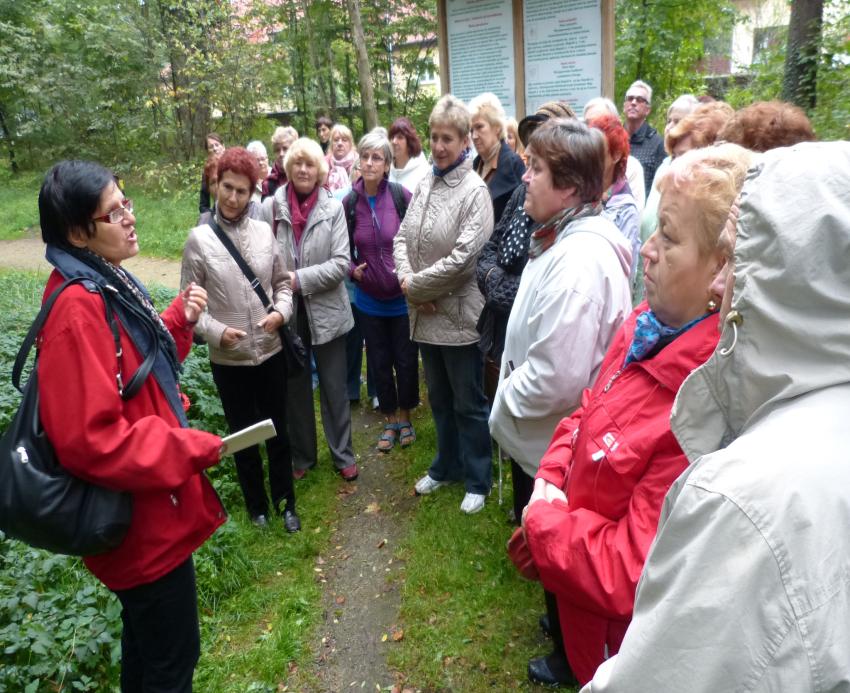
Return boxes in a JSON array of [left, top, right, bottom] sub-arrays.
[[381, 633, 388, 642], [336, 595, 346, 605], [391, 628, 404, 642], [365, 502, 381, 514], [376, 538, 386, 549], [316, 556, 325, 565]]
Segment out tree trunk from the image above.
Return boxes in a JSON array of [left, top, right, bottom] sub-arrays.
[[345, 0, 378, 131], [299, 0, 331, 112], [0, 103, 18, 174], [782, 0, 823, 110]]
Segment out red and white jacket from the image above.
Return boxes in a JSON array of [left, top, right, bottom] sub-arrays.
[[38, 269, 225, 591], [525, 303, 719, 684]]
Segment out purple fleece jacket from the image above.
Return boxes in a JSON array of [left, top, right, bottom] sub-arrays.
[[346, 177, 412, 301]]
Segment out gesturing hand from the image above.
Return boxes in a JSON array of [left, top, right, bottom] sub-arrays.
[[182, 282, 208, 323]]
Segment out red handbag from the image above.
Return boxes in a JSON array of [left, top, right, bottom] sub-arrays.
[[507, 527, 539, 581]]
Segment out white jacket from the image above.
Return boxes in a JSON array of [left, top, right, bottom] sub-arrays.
[[583, 141, 850, 692], [389, 152, 430, 194], [489, 214, 632, 477]]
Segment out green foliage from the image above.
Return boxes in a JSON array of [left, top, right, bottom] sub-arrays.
[[0, 170, 40, 240]]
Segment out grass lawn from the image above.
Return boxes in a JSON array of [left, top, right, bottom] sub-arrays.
[[0, 243, 572, 690]]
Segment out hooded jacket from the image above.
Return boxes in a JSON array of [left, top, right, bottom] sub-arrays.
[[583, 141, 850, 692], [263, 184, 354, 345], [489, 214, 632, 478], [393, 156, 494, 346]]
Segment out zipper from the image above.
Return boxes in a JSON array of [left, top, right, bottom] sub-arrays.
[[602, 368, 623, 393]]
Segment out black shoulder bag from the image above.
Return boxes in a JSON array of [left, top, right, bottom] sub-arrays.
[[208, 220, 306, 376], [0, 277, 155, 556]]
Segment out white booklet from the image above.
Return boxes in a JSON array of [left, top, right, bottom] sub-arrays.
[[221, 419, 277, 455]]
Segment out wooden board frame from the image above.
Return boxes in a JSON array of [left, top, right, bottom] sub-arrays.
[[437, 0, 615, 117]]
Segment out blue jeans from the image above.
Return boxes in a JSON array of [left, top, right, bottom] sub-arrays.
[[419, 342, 492, 494]]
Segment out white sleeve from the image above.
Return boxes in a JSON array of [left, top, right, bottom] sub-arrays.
[[581, 482, 799, 692]]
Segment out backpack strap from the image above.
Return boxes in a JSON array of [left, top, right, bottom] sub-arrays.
[[388, 182, 408, 221], [344, 190, 359, 263]]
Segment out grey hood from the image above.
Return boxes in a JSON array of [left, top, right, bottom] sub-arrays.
[[672, 141, 850, 462]]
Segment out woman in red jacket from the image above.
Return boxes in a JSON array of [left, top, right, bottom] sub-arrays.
[[37, 160, 226, 692], [521, 145, 754, 686]]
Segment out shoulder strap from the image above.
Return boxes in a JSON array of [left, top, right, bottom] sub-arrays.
[[344, 190, 358, 263], [208, 218, 274, 313], [13, 277, 154, 400], [388, 182, 408, 221]]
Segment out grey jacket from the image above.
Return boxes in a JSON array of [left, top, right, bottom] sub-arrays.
[[392, 156, 494, 345], [181, 213, 293, 366], [263, 184, 354, 345], [583, 141, 850, 692]]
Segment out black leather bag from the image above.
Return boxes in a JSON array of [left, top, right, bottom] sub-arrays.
[[208, 220, 307, 375], [0, 278, 142, 556]]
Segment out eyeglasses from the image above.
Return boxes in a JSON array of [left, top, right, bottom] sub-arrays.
[[625, 95, 649, 105], [92, 199, 134, 224], [360, 153, 385, 164]]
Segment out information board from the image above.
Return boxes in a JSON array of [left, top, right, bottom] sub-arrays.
[[445, 0, 516, 116]]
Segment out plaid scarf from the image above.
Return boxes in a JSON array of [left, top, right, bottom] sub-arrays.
[[527, 201, 602, 258]]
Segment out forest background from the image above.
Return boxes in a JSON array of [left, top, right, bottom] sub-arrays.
[[0, 0, 848, 186]]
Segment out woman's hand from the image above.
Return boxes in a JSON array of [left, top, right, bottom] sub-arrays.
[[284, 271, 300, 293], [352, 262, 367, 282], [399, 276, 409, 295], [258, 310, 284, 333], [182, 282, 208, 323], [221, 327, 247, 348], [416, 301, 437, 315]]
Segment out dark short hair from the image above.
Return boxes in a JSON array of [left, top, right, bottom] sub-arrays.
[[586, 113, 630, 183], [217, 147, 260, 188], [39, 160, 118, 246], [206, 132, 223, 145], [718, 100, 815, 152], [315, 115, 333, 130], [388, 117, 423, 158], [527, 119, 606, 203]]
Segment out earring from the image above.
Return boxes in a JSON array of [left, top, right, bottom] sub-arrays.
[[707, 299, 718, 311]]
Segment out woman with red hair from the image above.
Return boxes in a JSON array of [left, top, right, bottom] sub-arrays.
[[588, 113, 640, 285], [388, 117, 430, 194], [182, 147, 300, 533]]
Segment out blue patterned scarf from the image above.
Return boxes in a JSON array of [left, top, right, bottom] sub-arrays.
[[624, 310, 713, 366], [432, 148, 469, 177]]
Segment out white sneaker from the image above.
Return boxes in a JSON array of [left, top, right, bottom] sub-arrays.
[[460, 493, 486, 514], [415, 475, 448, 495], [371, 396, 380, 411]]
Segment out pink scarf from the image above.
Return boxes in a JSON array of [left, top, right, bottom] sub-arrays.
[[286, 184, 319, 247]]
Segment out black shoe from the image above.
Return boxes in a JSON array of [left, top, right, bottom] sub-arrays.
[[251, 514, 268, 528], [527, 650, 578, 687], [283, 509, 301, 533], [539, 613, 552, 638]]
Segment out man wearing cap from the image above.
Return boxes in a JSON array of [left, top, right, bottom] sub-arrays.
[[622, 81, 665, 199]]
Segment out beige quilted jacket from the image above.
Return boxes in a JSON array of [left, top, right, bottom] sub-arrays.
[[393, 157, 494, 345], [180, 213, 293, 366]]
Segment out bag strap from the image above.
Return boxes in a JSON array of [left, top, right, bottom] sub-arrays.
[[344, 190, 358, 263], [388, 181, 408, 221], [13, 277, 154, 400], [208, 218, 274, 314]]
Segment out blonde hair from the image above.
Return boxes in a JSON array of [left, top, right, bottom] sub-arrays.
[[284, 137, 329, 186], [271, 126, 298, 147], [505, 117, 524, 157], [658, 143, 755, 257], [330, 123, 354, 145], [468, 92, 507, 140], [429, 94, 471, 139]]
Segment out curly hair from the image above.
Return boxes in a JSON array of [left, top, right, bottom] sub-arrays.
[[388, 117, 423, 158], [586, 113, 630, 183], [658, 143, 754, 257], [718, 100, 815, 152], [666, 101, 735, 156], [217, 147, 260, 189]]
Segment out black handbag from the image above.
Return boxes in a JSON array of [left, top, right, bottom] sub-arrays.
[[208, 220, 307, 376], [0, 277, 152, 556]]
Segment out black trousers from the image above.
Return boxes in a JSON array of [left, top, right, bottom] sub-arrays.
[[359, 311, 419, 415], [114, 558, 200, 693], [211, 350, 294, 516]]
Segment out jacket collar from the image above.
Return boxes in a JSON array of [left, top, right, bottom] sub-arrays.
[[434, 155, 473, 188], [274, 183, 334, 227], [630, 121, 658, 144]]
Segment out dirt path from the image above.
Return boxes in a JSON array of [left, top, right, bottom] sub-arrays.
[[0, 236, 181, 289], [310, 405, 415, 692]]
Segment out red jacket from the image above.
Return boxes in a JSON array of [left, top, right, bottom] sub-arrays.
[[38, 270, 225, 591], [525, 303, 719, 683]]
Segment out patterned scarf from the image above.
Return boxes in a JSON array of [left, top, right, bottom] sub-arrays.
[[497, 205, 536, 273], [624, 310, 713, 366], [432, 148, 469, 177], [527, 201, 602, 258], [262, 160, 286, 197], [68, 246, 181, 378]]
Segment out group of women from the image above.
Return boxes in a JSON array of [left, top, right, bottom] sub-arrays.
[[34, 89, 830, 691]]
